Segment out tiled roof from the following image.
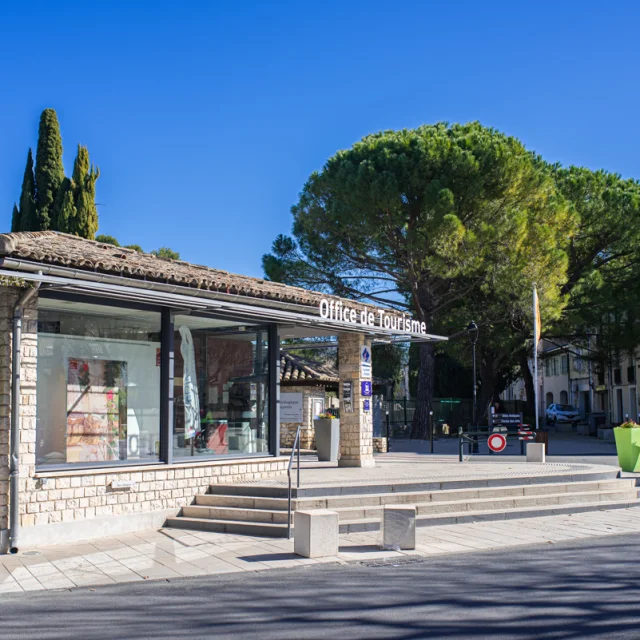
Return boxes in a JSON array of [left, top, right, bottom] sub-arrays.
[[280, 352, 339, 384], [0, 231, 367, 311], [280, 351, 390, 386]]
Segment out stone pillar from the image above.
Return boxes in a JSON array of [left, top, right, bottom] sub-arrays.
[[338, 332, 374, 467]]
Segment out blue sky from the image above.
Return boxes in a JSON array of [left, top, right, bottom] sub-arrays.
[[1, 1, 639, 277]]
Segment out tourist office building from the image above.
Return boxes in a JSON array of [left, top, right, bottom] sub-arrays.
[[0, 231, 445, 552]]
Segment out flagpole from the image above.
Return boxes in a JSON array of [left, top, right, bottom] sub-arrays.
[[533, 284, 539, 430]]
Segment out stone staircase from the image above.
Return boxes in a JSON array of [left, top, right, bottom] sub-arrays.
[[165, 466, 640, 538]]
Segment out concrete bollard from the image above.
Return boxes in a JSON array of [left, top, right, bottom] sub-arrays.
[[383, 505, 416, 550], [294, 509, 339, 558], [526, 442, 546, 463]]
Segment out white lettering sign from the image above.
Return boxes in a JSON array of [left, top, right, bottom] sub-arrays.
[[318, 298, 427, 335], [280, 392, 304, 422]]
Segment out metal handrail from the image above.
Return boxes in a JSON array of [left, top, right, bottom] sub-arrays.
[[287, 426, 301, 539]]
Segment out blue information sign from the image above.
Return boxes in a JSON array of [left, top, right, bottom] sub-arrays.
[[361, 380, 372, 397], [363, 399, 371, 412]]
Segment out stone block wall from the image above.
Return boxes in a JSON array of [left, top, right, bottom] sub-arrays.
[[279, 385, 327, 450], [23, 459, 288, 528], [372, 437, 388, 453]]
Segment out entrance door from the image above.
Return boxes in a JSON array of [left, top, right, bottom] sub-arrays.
[[616, 388, 624, 424], [311, 398, 325, 420], [630, 387, 637, 422]]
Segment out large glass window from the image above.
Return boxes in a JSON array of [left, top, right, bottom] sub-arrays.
[[36, 298, 162, 468], [173, 315, 269, 458]]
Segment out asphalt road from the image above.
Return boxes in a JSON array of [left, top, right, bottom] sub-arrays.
[[2, 533, 640, 640]]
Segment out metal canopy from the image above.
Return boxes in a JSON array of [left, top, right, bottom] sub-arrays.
[[0, 261, 448, 344]]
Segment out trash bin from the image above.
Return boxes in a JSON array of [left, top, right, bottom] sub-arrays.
[[535, 430, 549, 454]]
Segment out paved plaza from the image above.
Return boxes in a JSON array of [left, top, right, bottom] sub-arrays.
[[243, 455, 616, 487], [3, 503, 640, 594], [1, 450, 636, 595]]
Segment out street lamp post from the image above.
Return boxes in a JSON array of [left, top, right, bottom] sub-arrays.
[[467, 321, 479, 453]]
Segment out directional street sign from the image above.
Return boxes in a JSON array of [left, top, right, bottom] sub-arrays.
[[487, 433, 507, 453]]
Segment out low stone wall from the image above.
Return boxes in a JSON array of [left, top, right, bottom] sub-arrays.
[[23, 458, 288, 530], [372, 437, 388, 453]]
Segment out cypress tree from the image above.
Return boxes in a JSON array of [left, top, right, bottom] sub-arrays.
[[71, 144, 99, 239], [13, 149, 37, 231], [52, 178, 77, 233], [34, 109, 64, 230], [11, 205, 20, 232]]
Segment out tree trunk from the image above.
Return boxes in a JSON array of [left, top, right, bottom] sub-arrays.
[[477, 355, 498, 425], [519, 348, 536, 417], [410, 341, 436, 439]]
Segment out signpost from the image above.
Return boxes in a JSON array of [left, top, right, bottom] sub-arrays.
[[491, 413, 523, 427], [342, 381, 353, 413], [487, 433, 507, 453], [360, 345, 372, 379], [280, 393, 303, 422], [361, 381, 372, 397]]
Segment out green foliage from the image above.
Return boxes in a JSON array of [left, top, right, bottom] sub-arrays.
[[12, 111, 100, 239], [151, 247, 180, 260], [71, 145, 100, 239], [34, 109, 64, 230], [551, 167, 640, 361], [51, 178, 77, 233], [124, 244, 143, 252], [13, 149, 37, 231], [264, 122, 572, 435], [372, 344, 406, 395], [95, 234, 120, 246], [11, 204, 20, 232]]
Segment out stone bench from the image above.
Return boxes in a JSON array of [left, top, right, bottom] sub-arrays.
[[294, 509, 339, 558]]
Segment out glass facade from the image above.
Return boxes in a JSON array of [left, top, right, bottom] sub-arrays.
[[172, 315, 270, 459], [36, 298, 162, 467], [35, 296, 274, 469]]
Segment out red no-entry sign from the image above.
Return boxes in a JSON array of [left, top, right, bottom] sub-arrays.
[[487, 433, 507, 452]]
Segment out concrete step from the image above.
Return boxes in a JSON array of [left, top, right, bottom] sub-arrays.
[[338, 499, 640, 534], [206, 468, 620, 499], [167, 497, 640, 538], [182, 487, 636, 525], [196, 479, 634, 513], [165, 516, 289, 538], [331, 489, 638, 521], [195, 494, 290, 510], [181, 505, 290, 524]]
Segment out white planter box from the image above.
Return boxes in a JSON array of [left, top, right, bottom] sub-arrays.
[[313, 419, 340, 462]]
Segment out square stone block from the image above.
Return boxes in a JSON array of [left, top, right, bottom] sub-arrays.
[[383, 504, 416, 550], [526, 442, 546, 463], [294, 509, 339, 558]]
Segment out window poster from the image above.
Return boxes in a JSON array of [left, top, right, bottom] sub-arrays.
[[66, 358, 127, 463]]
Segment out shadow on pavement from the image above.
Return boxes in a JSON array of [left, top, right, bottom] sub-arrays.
[[2, 534, 640, 639]]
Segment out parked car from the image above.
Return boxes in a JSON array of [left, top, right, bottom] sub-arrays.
[[546, 403, 580, 426]]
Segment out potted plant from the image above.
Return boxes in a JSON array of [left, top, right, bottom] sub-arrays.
[[313, 411, 340, 462], [614, 421, 640, 472]]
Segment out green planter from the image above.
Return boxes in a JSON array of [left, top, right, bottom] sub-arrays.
[[614, 427, 640, 472]]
